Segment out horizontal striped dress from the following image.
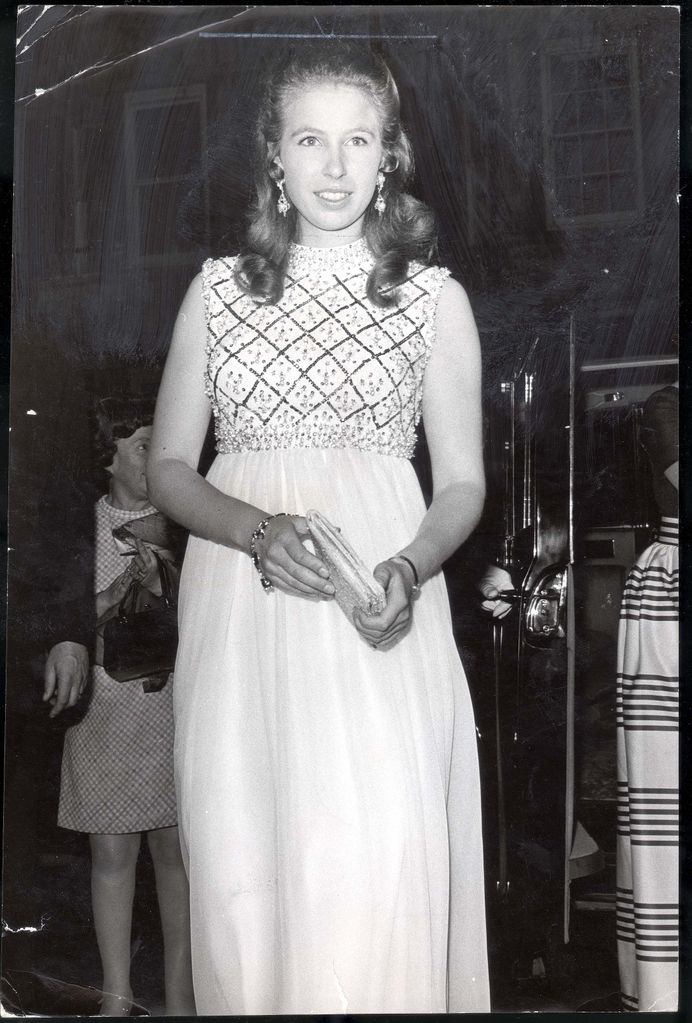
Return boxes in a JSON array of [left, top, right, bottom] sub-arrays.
[[616, 385, 679, 1012]]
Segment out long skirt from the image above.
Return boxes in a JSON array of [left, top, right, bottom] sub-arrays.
[[616, 517, 678, 1012], [173, 448, 490, 1014]]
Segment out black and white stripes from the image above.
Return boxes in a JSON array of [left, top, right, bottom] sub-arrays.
[[616, 521, 678, 1011], [616, 889, 679, 963], [617, 784, 679, 846], [616, 673, 678, 731]]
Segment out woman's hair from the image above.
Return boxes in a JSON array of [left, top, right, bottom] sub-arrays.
[[94, 395, 155, 474], [234, 44, 438, 307]]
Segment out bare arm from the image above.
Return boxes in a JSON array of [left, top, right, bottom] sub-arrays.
[[398, 277, 485, 579], [147, 274, 252, 547], [355, 278, 485, 647], [147, 273, 332, 598]]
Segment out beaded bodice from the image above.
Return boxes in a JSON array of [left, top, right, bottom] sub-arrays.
[[201, 238, 450, 459]]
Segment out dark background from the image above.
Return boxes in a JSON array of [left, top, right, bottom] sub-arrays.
[[2, 5, 681, 1016]]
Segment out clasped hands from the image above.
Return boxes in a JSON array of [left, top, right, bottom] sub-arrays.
[[97, 538, 164, 625], [119, 538, 163, 596], [252, 513, 417, 648]]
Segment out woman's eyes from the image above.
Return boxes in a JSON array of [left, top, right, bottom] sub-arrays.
[[297, 135, 370, 147]]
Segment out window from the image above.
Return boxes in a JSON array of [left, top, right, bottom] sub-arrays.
[[124, 85, 208, 266], [542, 40, 644, 225]]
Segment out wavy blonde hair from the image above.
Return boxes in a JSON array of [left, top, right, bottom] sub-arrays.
[[234, 45, 438, 308]]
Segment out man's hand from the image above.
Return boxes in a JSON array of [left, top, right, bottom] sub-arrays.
[[479, 565, 515, 620], [43, 642, 89, 718]]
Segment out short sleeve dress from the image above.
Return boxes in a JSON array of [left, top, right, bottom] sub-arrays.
[[58, 496, 177, 834], [173, 238, 490, 1014]]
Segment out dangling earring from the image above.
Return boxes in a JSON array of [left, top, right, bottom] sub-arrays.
[[276, 177, 290, 217], [374, 171, 386, 215]]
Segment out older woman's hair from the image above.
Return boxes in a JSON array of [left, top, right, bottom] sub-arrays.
[[235, 44, 438, 308], [94, 396, 155, 474]]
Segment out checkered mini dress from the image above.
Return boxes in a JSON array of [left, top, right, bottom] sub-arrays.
[[58, 496, 177, 834]]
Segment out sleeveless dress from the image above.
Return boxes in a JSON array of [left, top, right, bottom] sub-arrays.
[[58, 496, 177, 833], [174, 237, 490, 1014]]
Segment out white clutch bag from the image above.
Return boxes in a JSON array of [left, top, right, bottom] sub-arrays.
[[306, 509, 386, 621]]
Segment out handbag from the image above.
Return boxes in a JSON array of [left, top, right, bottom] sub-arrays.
[[112, 511, 186, 558], [101, 552, 178, 683], [306, 509, 386, 621]]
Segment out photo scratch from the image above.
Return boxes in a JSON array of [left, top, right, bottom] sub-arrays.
[[3, 914, 51, 935], [17, 6, 94, 58], [16, 7, 258, 104]]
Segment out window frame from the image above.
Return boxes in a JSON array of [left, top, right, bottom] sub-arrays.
[[541, 36, 645, 229], [123, 84, 209, 268]]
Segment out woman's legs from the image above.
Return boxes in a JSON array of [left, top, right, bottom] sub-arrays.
[[89, 832, 141, 1016], [147, 826, 196, 1016]]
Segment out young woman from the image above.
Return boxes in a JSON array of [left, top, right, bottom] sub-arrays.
[[148, 46, 489, 1014], [50, 398, 195, 1017]]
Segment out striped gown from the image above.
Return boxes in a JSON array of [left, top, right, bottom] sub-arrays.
[[616, 516, 679, 1012]]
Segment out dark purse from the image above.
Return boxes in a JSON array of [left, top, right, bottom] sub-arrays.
[[101, 552, 178, 683]]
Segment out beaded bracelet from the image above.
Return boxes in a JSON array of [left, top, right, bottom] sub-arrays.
[[249, 513, 290, 592], [391, 553, 421, 596]]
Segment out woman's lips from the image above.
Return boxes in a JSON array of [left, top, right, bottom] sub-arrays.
[[314, 190, 352, 208]]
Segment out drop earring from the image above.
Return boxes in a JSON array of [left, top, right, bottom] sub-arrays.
[[276, 177, 290, 217], [374, 171, 386, 215]]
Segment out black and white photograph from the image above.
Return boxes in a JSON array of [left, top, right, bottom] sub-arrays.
[[2, 5, 681, 1016]]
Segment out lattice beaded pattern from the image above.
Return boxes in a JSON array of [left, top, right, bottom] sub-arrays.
[[201, 239, 450, 459]]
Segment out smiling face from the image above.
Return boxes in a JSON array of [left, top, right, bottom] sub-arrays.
[[107, 425, 152, 505], [277, 83, 384, 245]]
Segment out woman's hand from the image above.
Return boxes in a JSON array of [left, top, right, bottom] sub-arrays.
[[96, 539, 163, 624], [128, 538, 162, 594], [254, 515, 335, 600], [353, 559, 416, 649], [96, 569, 133, 623]]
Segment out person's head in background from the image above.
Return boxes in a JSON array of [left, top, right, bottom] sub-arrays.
[[94, 396, 156, 511]]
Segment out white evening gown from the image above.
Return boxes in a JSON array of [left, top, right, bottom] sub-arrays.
[[174, 238, 490, 1014]]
